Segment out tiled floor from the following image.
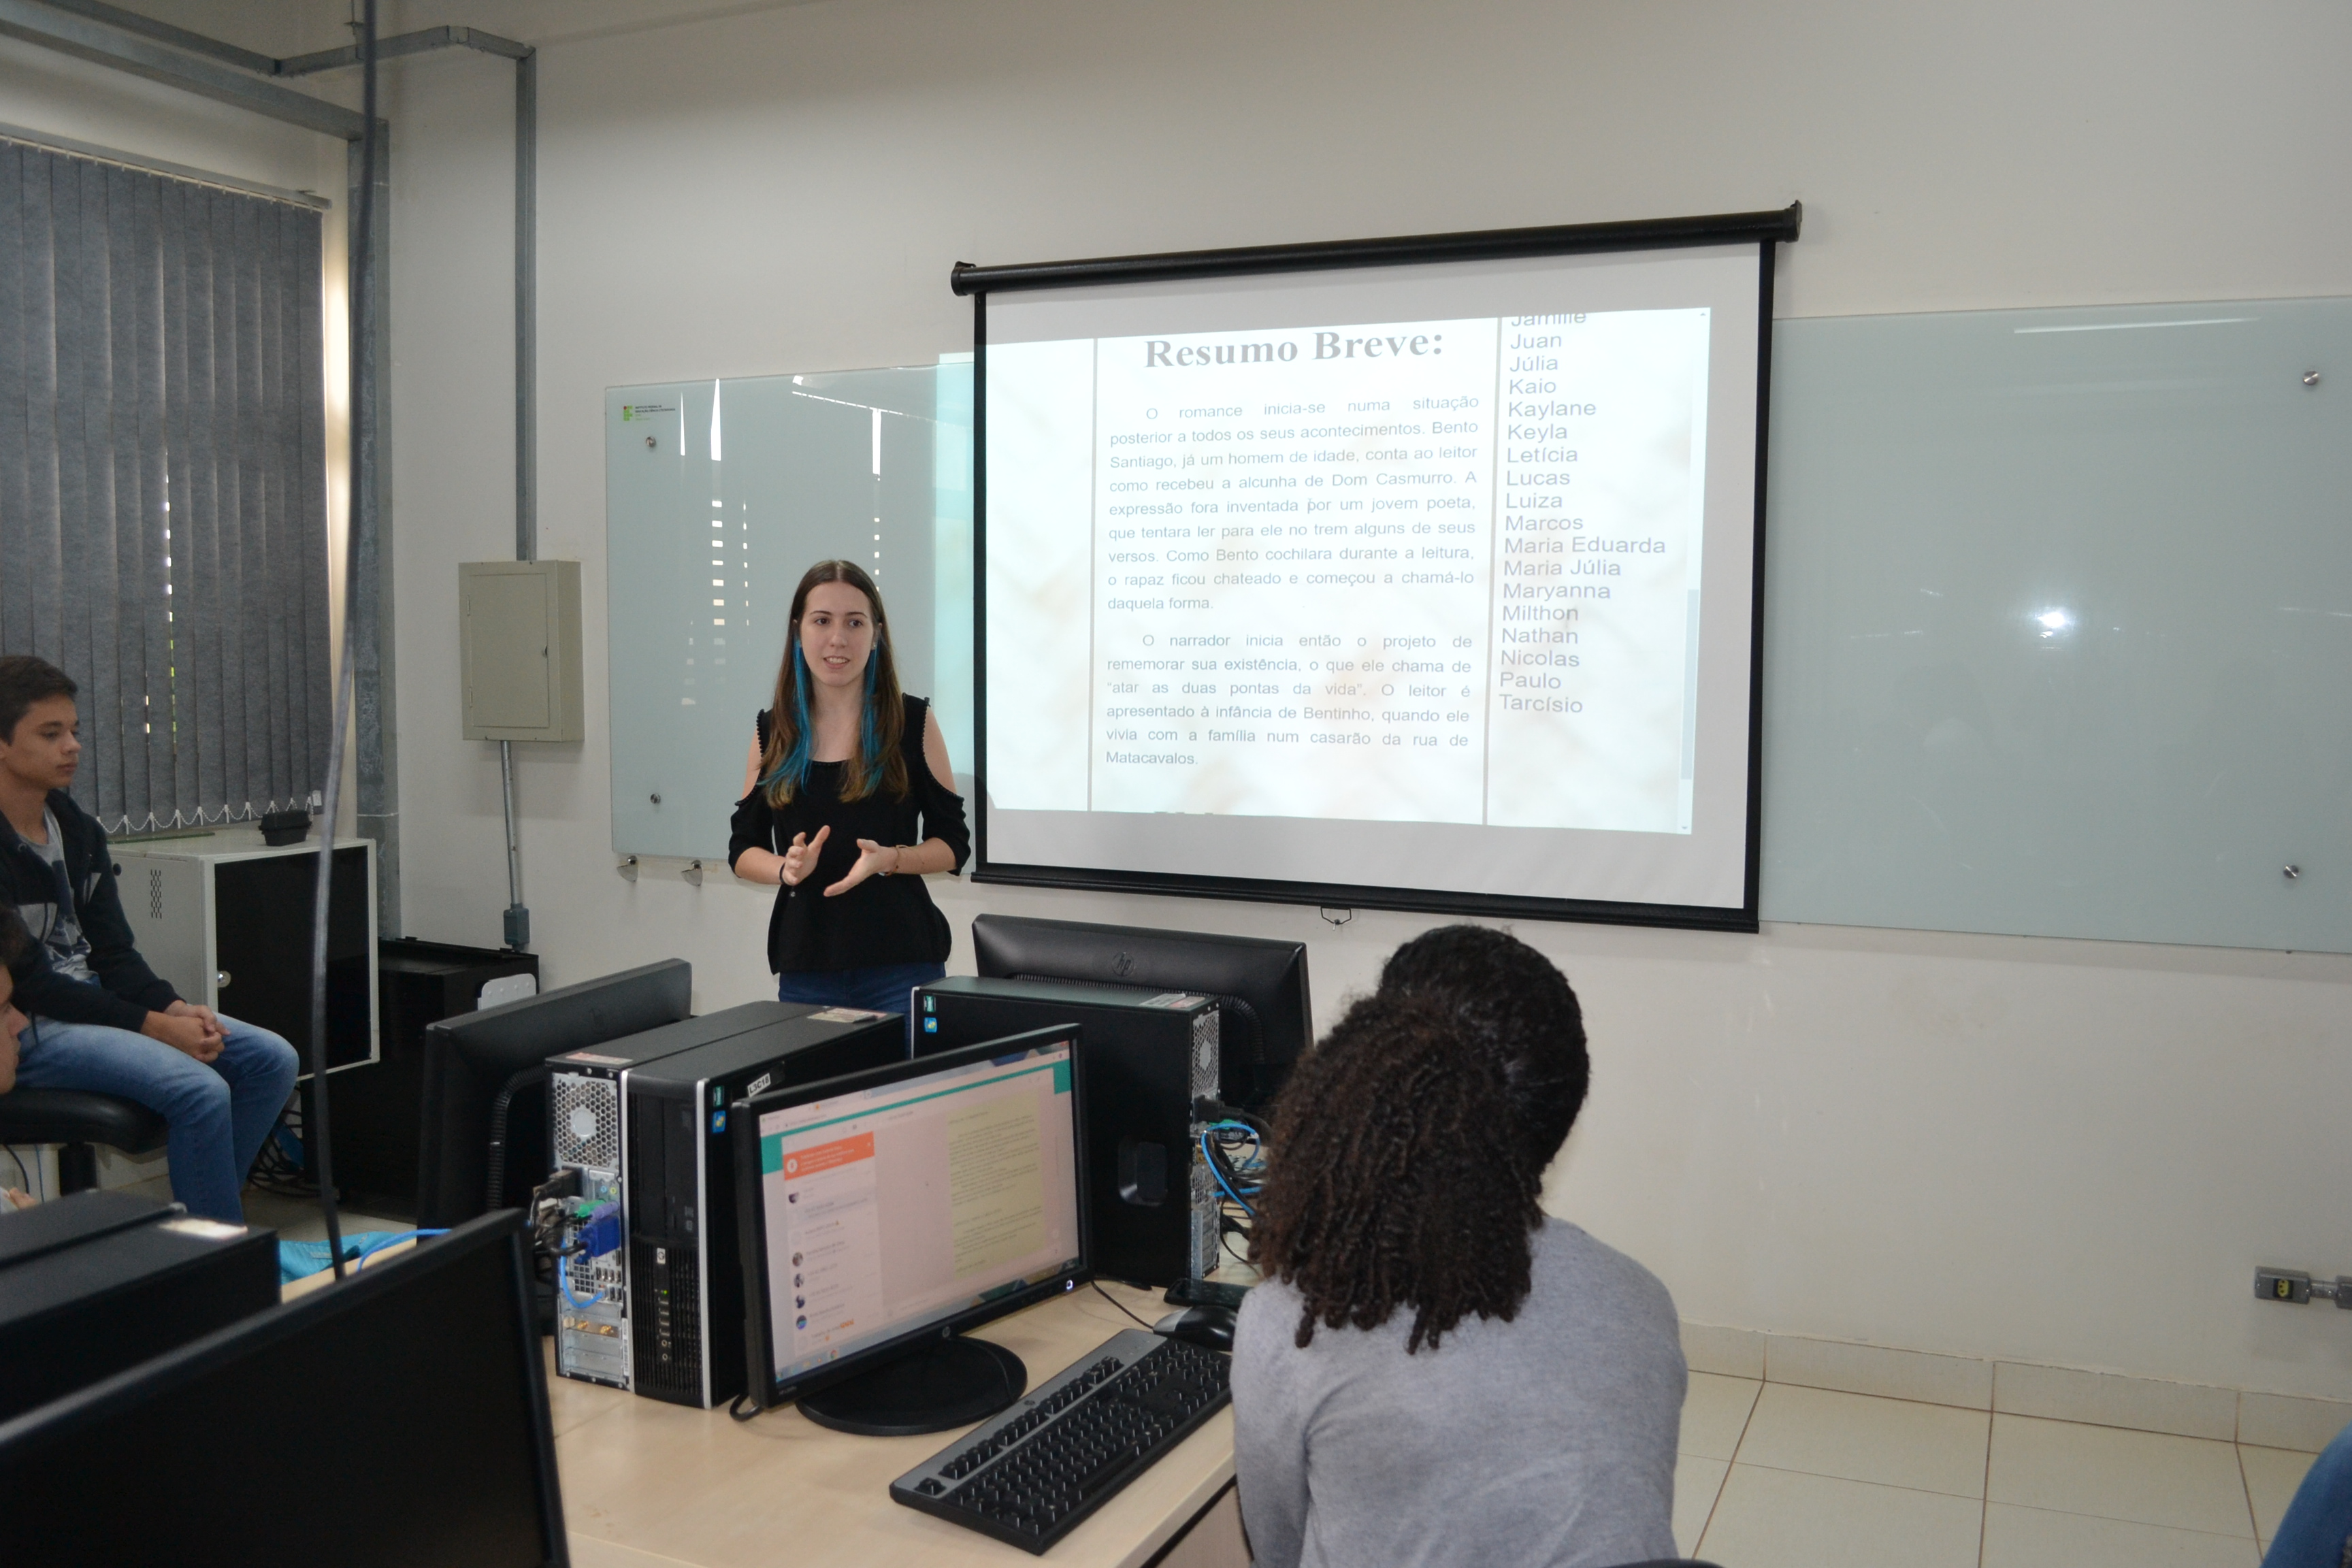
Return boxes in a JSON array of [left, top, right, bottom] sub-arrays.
[[239, 1186, 408, 1244], [103, 1174, 2340, 1565], [1676, 1372, 2316, 1567]]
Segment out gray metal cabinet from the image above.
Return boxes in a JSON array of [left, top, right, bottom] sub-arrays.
[[110, 829, 379, 1077]]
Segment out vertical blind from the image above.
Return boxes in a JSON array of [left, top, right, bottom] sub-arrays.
[[0, 137, 331, 833]]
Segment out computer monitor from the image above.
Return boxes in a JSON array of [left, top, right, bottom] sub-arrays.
[[970, 915, 1313, 1110], [0, 1212, 566, 1566], [416, 958, 693, 1227], [735, 1028, 1089, 1437], [915, 979, 1215, 1289]]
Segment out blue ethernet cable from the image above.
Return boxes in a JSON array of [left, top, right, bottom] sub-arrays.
[[1205, 1120, 1265, 1192], [1202, 1128, 1256, 1215], [557, 1200, 623, 1307], [559, 1250, 607, 1309], [351, 1228, 450, 1271]]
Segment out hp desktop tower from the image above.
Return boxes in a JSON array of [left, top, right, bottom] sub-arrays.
[[545, 1015, 730, 1390], [546, 1002, 904, 1405], [912, 977, 1219, 1288]]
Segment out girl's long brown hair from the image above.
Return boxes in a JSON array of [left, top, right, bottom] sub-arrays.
[[758, 560, 908, 804]]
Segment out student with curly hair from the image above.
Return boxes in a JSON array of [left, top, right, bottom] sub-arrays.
[[1233, 924, 1684, 1568]]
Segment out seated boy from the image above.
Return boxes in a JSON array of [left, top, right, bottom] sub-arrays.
[[0, 656, 298, 1222]]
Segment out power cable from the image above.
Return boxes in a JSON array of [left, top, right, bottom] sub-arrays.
[[1089, 1279, 1164, 1335]]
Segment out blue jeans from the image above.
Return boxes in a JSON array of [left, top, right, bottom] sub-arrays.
[[777, 962, 943, 1036], [2267, 1418, 2352, 1567], [14, 1013, 300, 1223]]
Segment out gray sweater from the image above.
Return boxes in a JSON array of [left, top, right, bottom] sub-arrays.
[[1232, 1218, 1684, 1568]]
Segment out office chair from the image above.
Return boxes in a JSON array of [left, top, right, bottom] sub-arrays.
[[0, 1090, 168, 1194]]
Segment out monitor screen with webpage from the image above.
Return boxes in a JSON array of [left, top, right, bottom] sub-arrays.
[[738, 1031, 1087, 1409]]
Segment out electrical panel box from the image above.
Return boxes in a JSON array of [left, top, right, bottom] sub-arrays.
[[460, 559, 584, 741]]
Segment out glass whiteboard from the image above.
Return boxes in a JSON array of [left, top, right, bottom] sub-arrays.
[[1761, 298, 2352, 950], [605, 305, 2351, 953], [605, 363, 970, 861]]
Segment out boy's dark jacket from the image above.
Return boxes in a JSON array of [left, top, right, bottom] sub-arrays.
[[0, 788, 180, 1032]]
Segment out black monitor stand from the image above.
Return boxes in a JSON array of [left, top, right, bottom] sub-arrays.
[[797, 1334, 1028, 1437]]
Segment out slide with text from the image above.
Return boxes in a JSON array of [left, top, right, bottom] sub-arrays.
[[1000, 306, 1711, 836]]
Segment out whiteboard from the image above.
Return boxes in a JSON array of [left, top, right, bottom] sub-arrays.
[[603, 304, 2352, 952], [604, 363, 970, 861], [1761, 298, 2352, 951]]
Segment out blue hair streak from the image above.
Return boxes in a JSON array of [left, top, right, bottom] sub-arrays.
[[757, 647, 884, 800], [755, 644, 819, 798], [858, 653, 882, 794]]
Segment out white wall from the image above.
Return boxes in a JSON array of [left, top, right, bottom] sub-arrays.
[[0, 7, 340, 186], [16, 0, 2352, 1400]]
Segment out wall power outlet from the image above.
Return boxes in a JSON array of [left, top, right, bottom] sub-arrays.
[[2256, 1267, 2352, 1307]]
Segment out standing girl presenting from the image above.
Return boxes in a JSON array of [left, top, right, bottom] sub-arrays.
[[727, 561, 968, 1013]]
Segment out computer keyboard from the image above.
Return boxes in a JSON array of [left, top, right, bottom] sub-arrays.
[[889, 1327, 1231, 1553]]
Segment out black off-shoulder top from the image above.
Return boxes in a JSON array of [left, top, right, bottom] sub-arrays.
[[725, 694, 970, 974]]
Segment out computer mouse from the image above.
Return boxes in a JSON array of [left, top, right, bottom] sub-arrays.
[[1158, 1304, 1237, 1352]]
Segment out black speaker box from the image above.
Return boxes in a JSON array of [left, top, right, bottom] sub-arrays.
[[0, 1190, 278, 1423]]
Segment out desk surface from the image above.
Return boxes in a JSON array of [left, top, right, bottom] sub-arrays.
[[551, 1280, 1237, 1568]]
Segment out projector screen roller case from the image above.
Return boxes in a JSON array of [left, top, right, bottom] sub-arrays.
[[960, 210, 1797, 929]]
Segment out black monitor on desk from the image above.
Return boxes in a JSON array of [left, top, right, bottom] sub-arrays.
[[416, 958, 693, 1226], [735, 1028, 1089, 1437], [0, 1211, 566, 1567], [970, 915, 1312, 1111]]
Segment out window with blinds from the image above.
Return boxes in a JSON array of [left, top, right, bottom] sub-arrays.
[[0, 136, 331, 833]]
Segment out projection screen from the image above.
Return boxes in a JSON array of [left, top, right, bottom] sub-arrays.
[[959, 207, 1800, 930]]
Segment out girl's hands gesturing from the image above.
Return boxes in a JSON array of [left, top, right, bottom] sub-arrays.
[[823, 838, 900, 897], [779, 824, 831, 886]]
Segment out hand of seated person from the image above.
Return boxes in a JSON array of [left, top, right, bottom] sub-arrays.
[[3, 1188, 31, 1211], [165, 998, 226, 1045], [144, 1009, 223, 1063]]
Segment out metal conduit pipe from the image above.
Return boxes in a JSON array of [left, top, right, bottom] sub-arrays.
[[277, 19, 542, 949]]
